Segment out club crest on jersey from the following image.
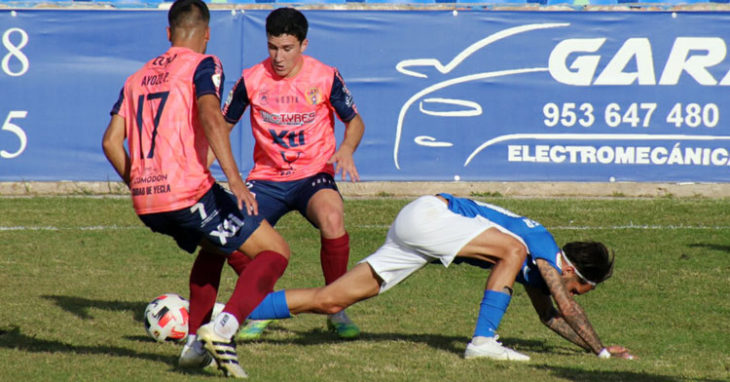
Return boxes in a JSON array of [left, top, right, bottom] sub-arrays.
[[306, 87, 322, 105]]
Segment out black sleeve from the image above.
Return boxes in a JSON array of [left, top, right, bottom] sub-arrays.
[[222, 76, 250, 124], [109, 87, 124, 116], [193, 56, 225, 100], [329, 70, 358, 123]]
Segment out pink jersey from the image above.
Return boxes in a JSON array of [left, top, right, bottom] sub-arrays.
[[224, 55, 358, 181], [113, 47, 223, 214]]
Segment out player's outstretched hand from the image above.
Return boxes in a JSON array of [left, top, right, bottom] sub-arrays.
[[606, 345, 637, 360], [328, 148, 360, 182], [228, 178, 258, 216]]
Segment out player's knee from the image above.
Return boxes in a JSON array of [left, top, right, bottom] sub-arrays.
[[314, 291, 345, 315], [322, 304, 344, 315], [273, 238, 291, 259], [264, 224, 292, 258], [318, 210, 345, 237], [502, 245, 527, 268]]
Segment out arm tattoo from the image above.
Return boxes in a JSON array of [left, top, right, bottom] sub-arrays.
[[537, 260, 604, 354], [545, 315, 592, 352], [526, 285, 591, 351]]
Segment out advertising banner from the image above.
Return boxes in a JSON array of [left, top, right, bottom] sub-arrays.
[[2, 9, 730, 182], [0, 9, 244, 181]]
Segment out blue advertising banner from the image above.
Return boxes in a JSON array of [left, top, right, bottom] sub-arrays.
[[2, 9, 730, 182], [0, 9, 245, 181]]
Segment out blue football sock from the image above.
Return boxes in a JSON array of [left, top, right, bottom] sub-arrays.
[[473, 289, 511, 338], [247, 290, 291, 320]]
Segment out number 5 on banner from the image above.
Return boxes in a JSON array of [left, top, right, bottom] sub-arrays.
[[2, 110, 28, 159]]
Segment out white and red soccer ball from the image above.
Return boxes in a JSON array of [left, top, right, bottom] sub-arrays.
[[144, 293, 189, 342], [144, 293, 225, 342]]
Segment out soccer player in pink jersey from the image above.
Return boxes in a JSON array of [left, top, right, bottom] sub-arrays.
[[219, 7, 366, 340], [102, 0, 289, 378]]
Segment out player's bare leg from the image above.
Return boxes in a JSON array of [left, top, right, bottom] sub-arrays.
[[283, 263, 381, 315], [457, 229, 530, 361]]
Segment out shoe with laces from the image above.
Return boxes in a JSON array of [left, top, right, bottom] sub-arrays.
[[464, 335, 530, 361], [178, 336, 216, 369], [197, 323, 248, 378], [237, 319, 273, 341], [326, 311, 360, 339]]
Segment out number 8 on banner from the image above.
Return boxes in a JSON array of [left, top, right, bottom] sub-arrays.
[[2, 28, 29, 77]]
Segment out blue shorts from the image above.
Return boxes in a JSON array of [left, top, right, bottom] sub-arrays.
[[138, 183, 264, 254], [247, 172, 340, 228]]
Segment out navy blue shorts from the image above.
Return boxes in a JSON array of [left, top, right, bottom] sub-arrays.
[[247, 172, 340, 228], [138, 183, 264, 254]]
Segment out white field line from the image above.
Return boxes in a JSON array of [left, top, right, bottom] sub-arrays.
[[0, 225, 145, 231], [1, 224, 730, 232], [552, 225, 730, 230]]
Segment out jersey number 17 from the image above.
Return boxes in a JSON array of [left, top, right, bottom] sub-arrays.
[[135, 91, 169, 159]]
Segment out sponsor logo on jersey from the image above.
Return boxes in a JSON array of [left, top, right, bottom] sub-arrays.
[[280, 150, 302, 164], [261, 111, 316, 126]]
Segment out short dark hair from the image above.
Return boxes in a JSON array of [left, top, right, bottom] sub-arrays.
[[168, 0, 210, 31], [266, 7, 308, 42], [562, 241, 615, 285]]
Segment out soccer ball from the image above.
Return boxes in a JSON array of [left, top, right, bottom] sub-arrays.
[[144, 293, 227, 342], [144, 293, 189, 342]]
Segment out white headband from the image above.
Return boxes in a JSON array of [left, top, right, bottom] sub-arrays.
[[561, 252, 597, 286]]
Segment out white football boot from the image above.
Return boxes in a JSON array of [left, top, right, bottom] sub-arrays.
[[197, 323, 248, 378], [178, 335, 216, 369], [464, 335, 530, 361]]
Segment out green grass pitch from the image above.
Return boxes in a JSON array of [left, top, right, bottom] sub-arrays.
[[1, 195, 728, 381]]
